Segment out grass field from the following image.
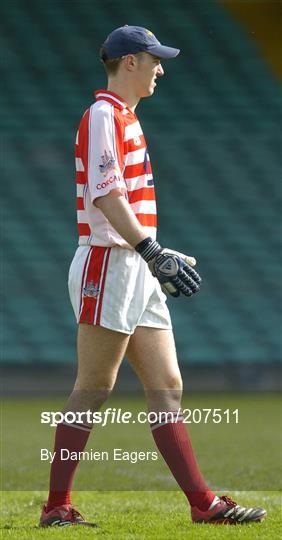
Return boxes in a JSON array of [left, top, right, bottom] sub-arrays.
[[2, 490, 281, 539], [1, 394, 282, 538]]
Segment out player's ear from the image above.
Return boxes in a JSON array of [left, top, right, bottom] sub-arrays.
[[124, 54, 137, 71]]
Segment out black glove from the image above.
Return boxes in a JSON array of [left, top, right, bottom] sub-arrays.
[[135, 237, 201, 298]]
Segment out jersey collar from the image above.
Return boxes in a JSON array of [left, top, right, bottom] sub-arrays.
[[94, 89, 128, 111]]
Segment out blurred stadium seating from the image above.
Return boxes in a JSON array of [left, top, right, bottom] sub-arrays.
[[1, 0, 281, 370]]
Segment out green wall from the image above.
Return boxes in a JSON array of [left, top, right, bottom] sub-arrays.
[[1, 0, 281, 364]]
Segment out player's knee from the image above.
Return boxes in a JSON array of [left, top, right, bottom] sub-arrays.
[[65, 386, 114, 412], [73, 383, 114, 408], [163, 386, 183, 410], [145, 375, 183, 411], [144, 372, 183, 392], [74, 371, 117, 392], [163, 373, 183, 392], [85, 387, 113, 410], [161, 374, 183, 408], [92, 386, 113, 404]]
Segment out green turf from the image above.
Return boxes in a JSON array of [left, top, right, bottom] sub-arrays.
[[1, 490, 281, 539], [1, 394, 282, 538]]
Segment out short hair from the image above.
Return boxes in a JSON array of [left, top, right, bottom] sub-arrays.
[[99, 48, 147, 76], [99, 46, 124, 76]]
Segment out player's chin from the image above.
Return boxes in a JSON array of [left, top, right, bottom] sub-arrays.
[[140, 85, 156, 98], [145, 85, 156, 97]]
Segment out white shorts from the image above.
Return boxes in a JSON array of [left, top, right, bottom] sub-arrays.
[[68, 245, 172, 335]]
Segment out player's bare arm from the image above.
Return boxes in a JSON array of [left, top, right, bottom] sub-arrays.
[[94, 188, 148, 246]]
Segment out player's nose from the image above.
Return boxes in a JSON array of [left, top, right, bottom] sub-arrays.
[[157, 63, 164, 77]]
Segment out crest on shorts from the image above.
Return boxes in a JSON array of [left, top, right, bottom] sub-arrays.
[[83, 281, 100, 298], [99, 150, 116, 176]]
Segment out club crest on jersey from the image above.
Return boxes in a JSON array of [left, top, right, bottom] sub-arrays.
[[134, 136, 141, 146], [82, 281, 100, 298], [99, 150, 116, 176]]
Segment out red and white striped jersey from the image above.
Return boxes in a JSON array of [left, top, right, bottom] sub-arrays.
[[75, 89, 157, 247]]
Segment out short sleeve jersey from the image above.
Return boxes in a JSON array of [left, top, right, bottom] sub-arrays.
[[75, 89, 157, 248]]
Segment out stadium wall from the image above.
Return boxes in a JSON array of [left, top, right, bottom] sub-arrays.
[[1, 1, 281, 388]]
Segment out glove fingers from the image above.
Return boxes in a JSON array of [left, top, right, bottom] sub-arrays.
[[171, 276, 193, 297], [178, 269, 199, 293], [184, 264, 202, 285]]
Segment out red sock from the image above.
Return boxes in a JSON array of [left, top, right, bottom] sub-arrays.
[[46, 422, 92, 512], [151, 412, 215, 510]]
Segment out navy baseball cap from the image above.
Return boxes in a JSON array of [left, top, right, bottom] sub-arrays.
[[101, 25, 180, 61]]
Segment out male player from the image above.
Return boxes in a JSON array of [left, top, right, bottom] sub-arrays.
[[40, 26, 266, 527]]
